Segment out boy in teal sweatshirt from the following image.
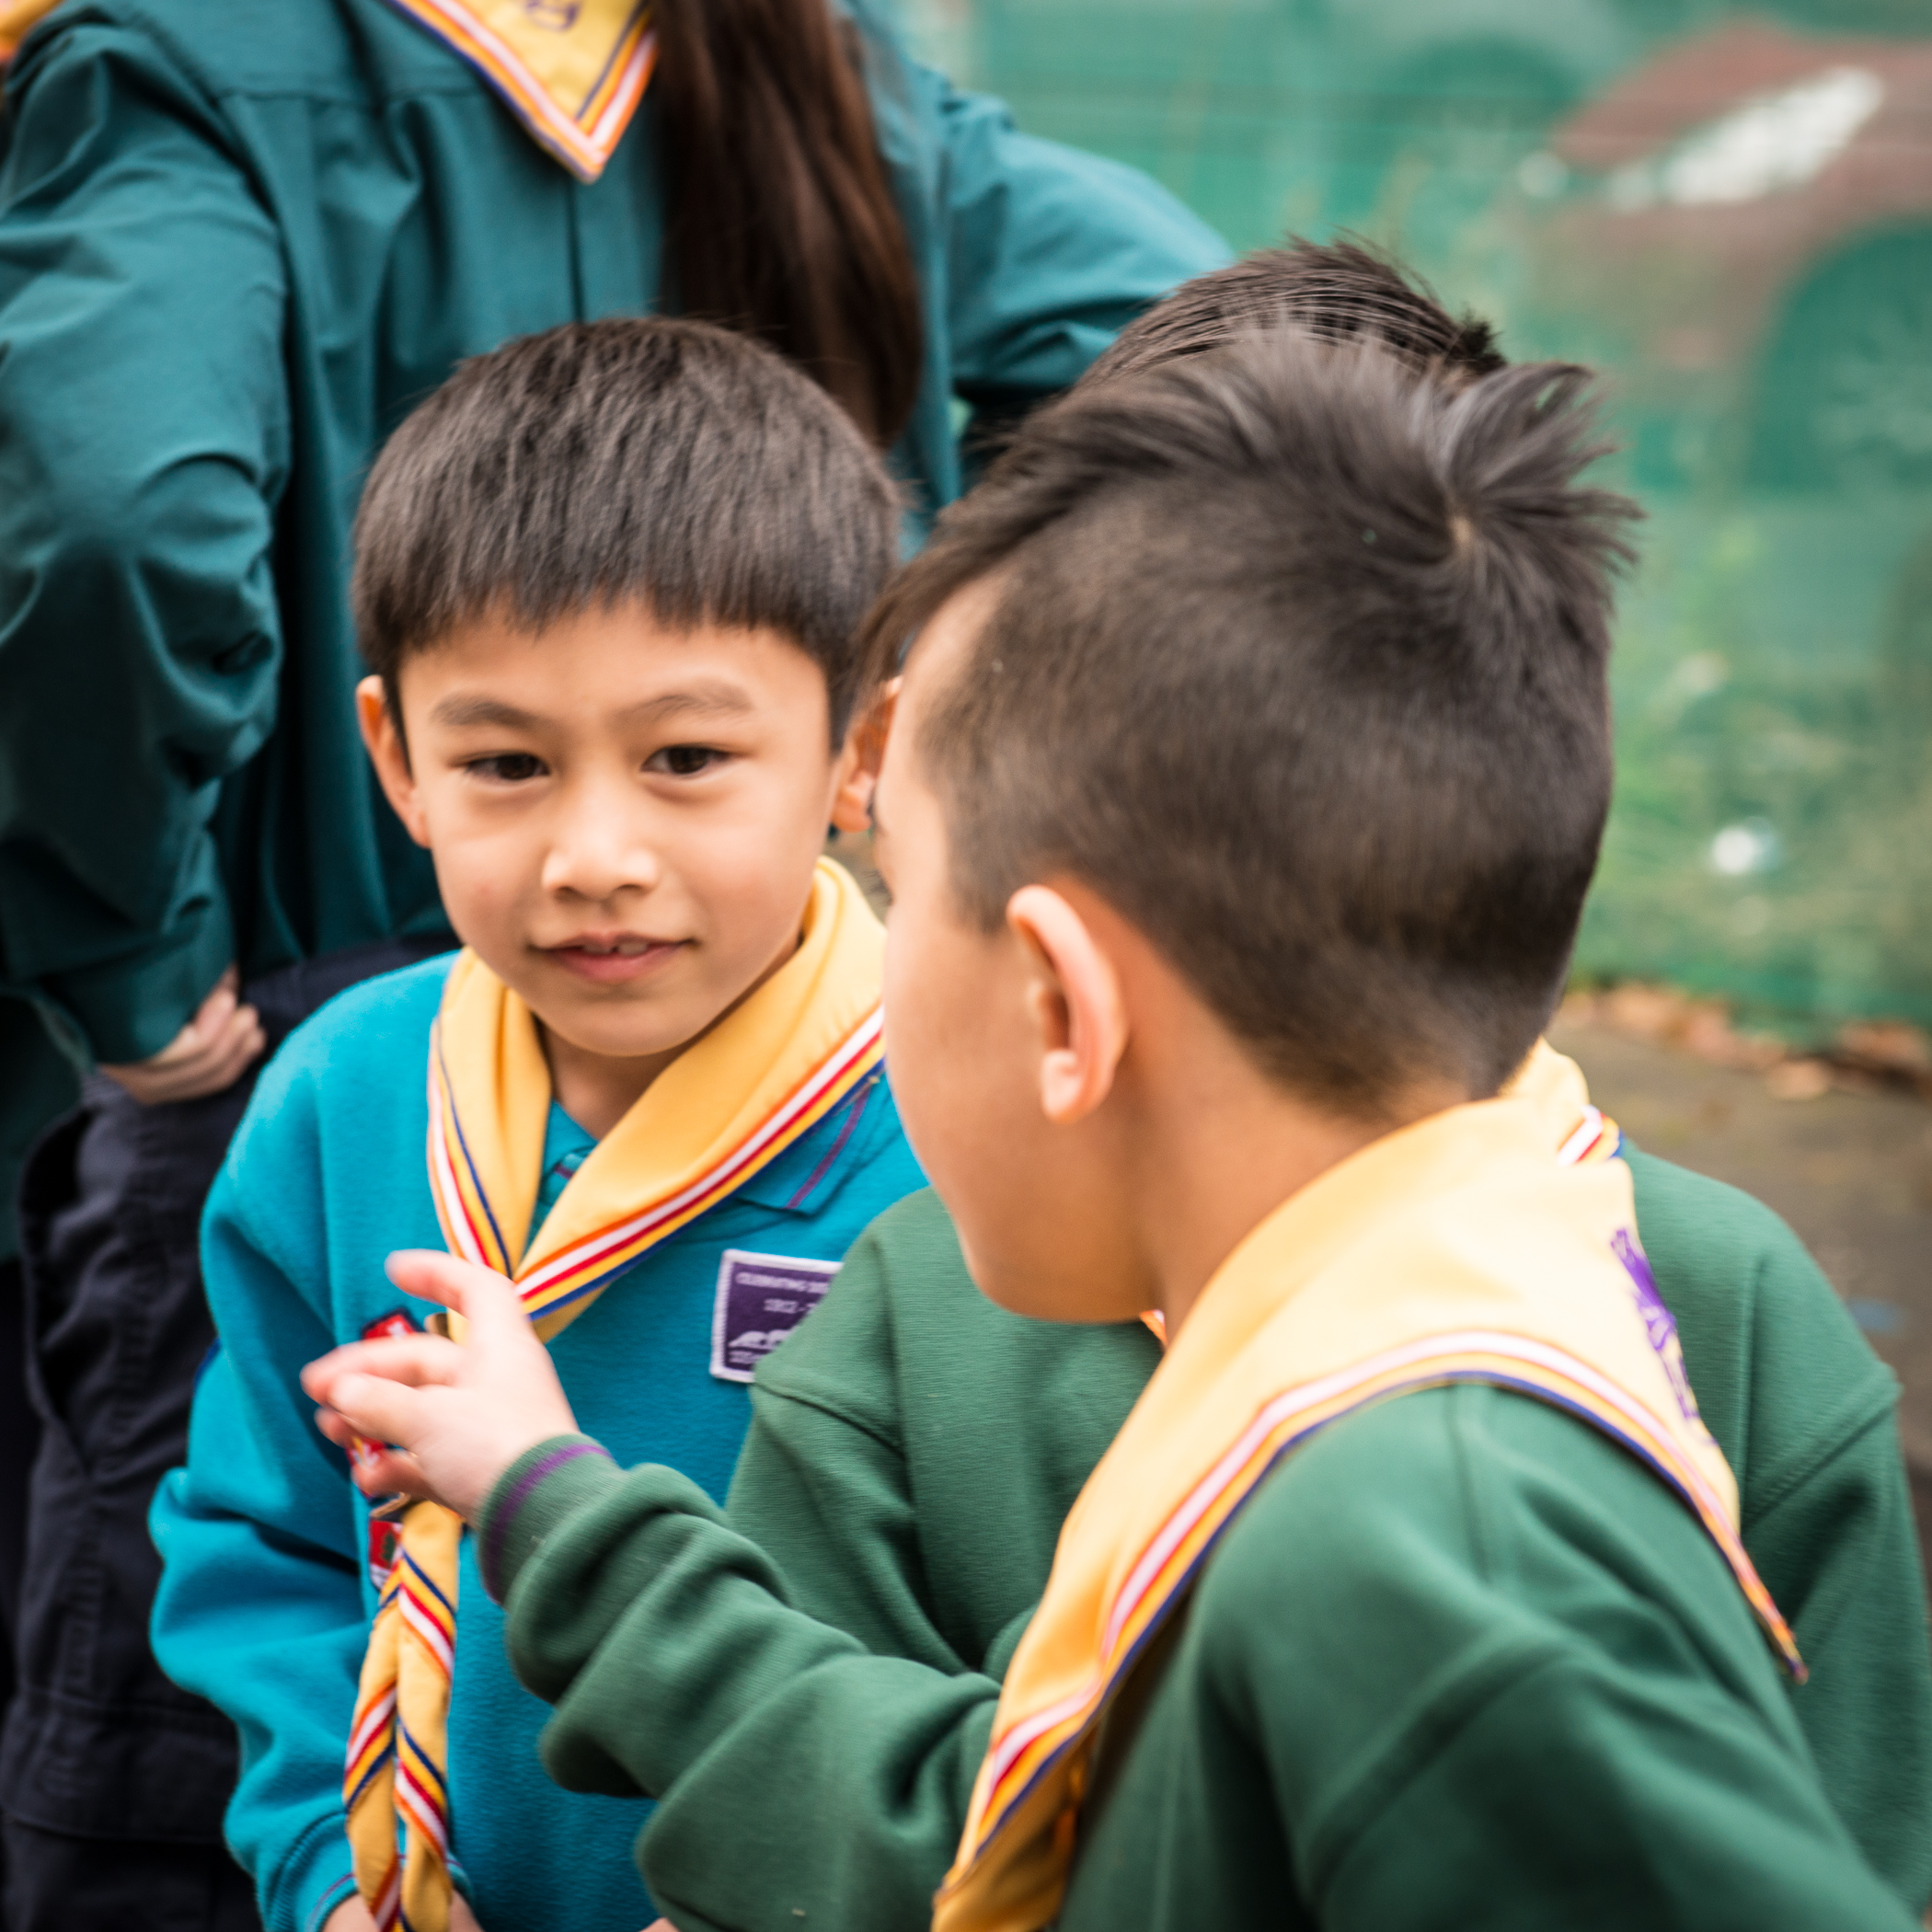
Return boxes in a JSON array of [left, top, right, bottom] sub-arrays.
[[311, 328, 1917, 1929], [148, 318, 926, 1932]]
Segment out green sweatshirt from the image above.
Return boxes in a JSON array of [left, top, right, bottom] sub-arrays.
[[1052, 1382, 1913, 1932], [482, 1144, 1932, 1929]]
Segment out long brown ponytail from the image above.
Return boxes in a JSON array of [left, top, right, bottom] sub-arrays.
[[652, 0, 926, 450]]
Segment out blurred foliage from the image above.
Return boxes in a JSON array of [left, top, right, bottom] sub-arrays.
[[900, 0, 1932, 1028]]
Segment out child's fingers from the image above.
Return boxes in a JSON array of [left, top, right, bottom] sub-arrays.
[[385, 1249, 530, 1346], [320, 1367, 436, 1449], [314, 1405, 359, 1450], [301, 1334, 461, 1403], [344, 1441, 437, 1502], [314, 1406, 437, 1502]]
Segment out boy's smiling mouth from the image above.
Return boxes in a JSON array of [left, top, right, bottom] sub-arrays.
[[542, 933, 687, 985]]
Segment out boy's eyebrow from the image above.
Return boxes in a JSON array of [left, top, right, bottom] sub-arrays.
[[426, 681, 756, 733], [622, 681, 757, 724], [429, 694, 544, 730]]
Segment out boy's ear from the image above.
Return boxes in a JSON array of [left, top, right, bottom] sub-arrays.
[[356, 675, 431, 849], [1006, 885, 1128, 1125], [829, 677, 900, 834]]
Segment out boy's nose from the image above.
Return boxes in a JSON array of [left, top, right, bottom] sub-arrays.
[[540, 796, 662, 901]]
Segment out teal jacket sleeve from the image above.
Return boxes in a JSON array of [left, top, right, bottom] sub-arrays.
[[926, 71, 1229, 413], [0, 17, 289, 1061], [149, 1073, 366, 1932], [488, 1446, 1001, 1932]]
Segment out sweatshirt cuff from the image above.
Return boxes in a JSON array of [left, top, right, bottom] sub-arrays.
[[38, 889, 234, 1064], [477, 1434, 619, 1604], [282, 1812, 358, 1932]]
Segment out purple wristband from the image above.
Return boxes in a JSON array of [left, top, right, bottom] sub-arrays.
[[482, 1440, 606, 1600]]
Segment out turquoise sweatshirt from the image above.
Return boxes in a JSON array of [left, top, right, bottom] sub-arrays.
[[148, 954, 926, 1932]]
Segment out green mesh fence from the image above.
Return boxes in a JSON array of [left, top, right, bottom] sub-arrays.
[[899, 0, 1932, 1034]]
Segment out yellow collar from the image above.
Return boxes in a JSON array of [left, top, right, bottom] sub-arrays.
[[384, 0, 656, 179]]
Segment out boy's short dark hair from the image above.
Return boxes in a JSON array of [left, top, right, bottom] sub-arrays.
[[354, 317, 901, 742], [871, 335, 1639, 1116], [1086, 237, 1506, 393]]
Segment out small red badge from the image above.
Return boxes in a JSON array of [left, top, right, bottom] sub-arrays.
[[348, 1312, 420, 1556], [367, 1514, 404, 1592]]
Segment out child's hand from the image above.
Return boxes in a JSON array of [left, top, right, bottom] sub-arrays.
[[302, 1250, 581, 1523]]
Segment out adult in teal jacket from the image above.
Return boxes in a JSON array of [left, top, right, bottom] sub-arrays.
[[0, 2, 1226, 1923]]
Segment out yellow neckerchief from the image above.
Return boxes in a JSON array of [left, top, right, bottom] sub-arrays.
[[1509, 1035, 1621, 1164], [1138, 1039, 1617, 1345], [382, 0, 655, 179], [938, 1097, 1801, 1932], [346, 859, 884, 1932]]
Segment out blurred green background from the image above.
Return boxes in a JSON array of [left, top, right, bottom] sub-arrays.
[[898, 0, 1932, 1036]]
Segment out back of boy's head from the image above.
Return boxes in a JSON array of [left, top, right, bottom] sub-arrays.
[[353, 316, 901, 742], [1086, 237, 1506, 394], [868, 334, 1639, 1118]]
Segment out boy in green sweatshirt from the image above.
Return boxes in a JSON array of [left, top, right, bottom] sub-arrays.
[[664, 243, 1932, 1927], [308, 327, 1920, 1929]]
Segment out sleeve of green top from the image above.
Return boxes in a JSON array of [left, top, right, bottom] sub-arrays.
[[1731, 1247, 1932, 1913], [490, 1443, 1001, 1932], [1625, 1145, 1932, 1911], [1759, 1405, 1932, 1911], [0, 19, 289, 1061], [931, 74, 1229, 415]]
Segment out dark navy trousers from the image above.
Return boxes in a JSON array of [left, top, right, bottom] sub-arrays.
[[2, 939, 446, 1932]]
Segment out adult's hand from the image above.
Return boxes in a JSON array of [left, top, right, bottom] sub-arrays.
[[98, 965, 263, 1103]]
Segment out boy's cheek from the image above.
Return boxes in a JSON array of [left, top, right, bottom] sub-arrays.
[[424, 824, 532, 954], [886, 976, 1052, 1277], [884, 951, 1148, 1317]]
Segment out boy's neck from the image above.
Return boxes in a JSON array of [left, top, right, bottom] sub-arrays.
[[539, 1024, 682, 1140], [1121, 1002, 1466, 1339]]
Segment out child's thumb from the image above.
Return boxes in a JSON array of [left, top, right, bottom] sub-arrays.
[[385, 1249, 526, 1343]]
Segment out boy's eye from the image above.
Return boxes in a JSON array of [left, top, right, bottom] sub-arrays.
[[648, 744, 724, 777], [466, 753, 546, 783]]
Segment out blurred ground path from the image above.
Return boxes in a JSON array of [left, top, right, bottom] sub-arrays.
[[1550, 1015, 1932, 1566]]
